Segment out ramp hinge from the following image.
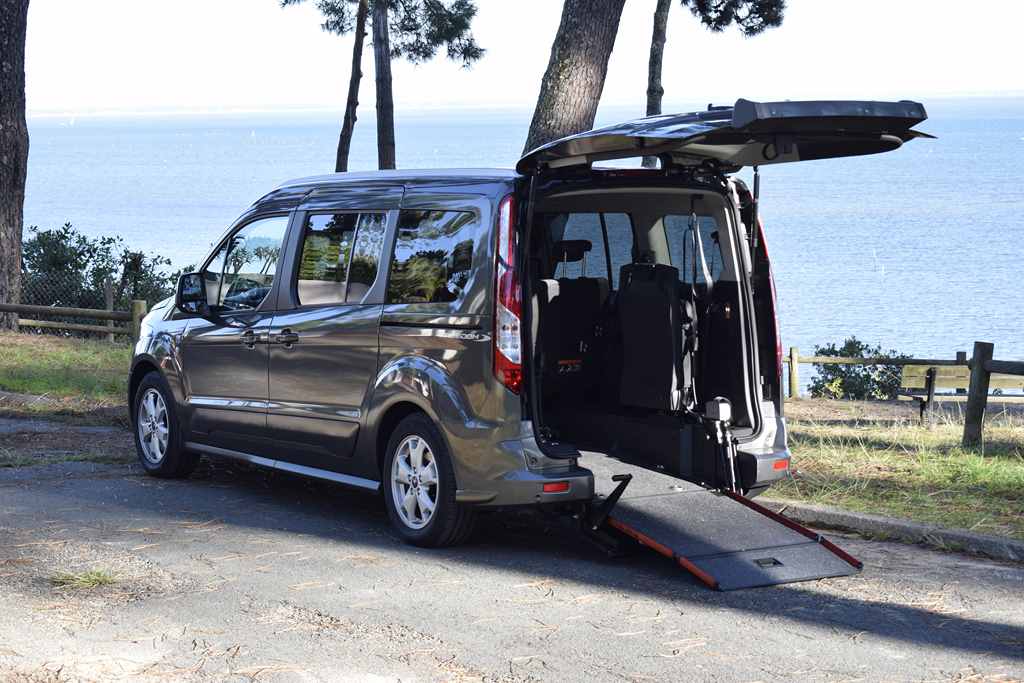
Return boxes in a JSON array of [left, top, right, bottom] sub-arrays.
[[589, 474, 632, 530]]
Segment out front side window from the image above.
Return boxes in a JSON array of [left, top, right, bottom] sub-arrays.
[[664, 214, 725, 285], [386, 210, 479, 305], [295, 212, 387, 306], [205, 215, 289, 311]]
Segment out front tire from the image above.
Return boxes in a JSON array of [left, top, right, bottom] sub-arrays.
[[383, 413, 475, 547], [132, 371, 198, 478]]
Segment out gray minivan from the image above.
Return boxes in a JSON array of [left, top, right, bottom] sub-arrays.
[[129, 99, 929, 547]]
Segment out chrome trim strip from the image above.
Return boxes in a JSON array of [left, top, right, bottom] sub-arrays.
[[185, 441, 380, 492], [188, 396, 271, 411], [272, 460, 380, 491], [266, 400, 360, 421], [186, 442, 277, 469]]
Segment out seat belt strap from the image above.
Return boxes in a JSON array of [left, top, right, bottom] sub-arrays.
[[691, 210, 713, 293]]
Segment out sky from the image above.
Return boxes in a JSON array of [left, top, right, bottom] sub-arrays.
[[25, 0, 1023, 117]]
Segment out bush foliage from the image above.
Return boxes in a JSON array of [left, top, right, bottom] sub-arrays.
[[808, 336, 909, 400], [21, 223, 191, 309]]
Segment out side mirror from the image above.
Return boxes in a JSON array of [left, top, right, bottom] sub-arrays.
[[176, 272, 209, 315]]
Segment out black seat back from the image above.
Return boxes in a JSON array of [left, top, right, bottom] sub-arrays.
[[533, 240, 607, 399], [617, 263, 684, 411]]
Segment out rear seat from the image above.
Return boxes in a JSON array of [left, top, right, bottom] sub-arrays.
[[616, 262, 685, 411], [533, 240, 607, 399]]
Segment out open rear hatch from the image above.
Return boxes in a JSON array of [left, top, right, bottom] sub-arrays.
[[517, 99, 928, 589], [518, 98, 930, 490], [518, 98, 931, 173]]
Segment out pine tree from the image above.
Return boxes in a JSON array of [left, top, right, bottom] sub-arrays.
[[0, 0, 30, 329], [285, 0, 484, 171], [526, 0, 786, 155]]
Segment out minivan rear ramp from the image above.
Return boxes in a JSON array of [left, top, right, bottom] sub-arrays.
[[583, 456, 862, 591]]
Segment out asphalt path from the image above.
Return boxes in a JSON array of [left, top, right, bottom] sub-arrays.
[[1, 458, 1022, 681]]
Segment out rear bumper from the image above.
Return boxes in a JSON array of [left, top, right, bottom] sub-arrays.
[[738, 447, 791, 488], [455, 465, 595, 506]]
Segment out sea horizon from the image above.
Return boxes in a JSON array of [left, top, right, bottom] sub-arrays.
[[21, 96, 1024, 364]]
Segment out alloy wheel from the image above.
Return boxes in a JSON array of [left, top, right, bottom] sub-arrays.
[[137, 388, 169, 465], [390, 435, 440, 530]]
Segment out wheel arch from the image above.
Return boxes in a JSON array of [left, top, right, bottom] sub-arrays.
[[128, 359, 161, 419], [374, 401, 432, 478]]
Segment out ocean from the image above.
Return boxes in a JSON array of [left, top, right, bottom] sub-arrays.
[[22, 98, 1024, 363]]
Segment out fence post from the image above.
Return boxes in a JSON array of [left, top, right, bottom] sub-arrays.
[[962, 341, 994, 447], [130, 300, 148, 343], [104, 278, 115, 343], [788, 347, 800, 399], [955, 350, 967, 394]]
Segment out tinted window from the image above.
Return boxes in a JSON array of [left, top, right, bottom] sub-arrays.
[[386, 210, 478, 305], [296, 212, 386, 306], [544, 212, 633, 288], [347, 213, 387, 299], [664, 214, 724, 285], [205, 215, 289, 311]]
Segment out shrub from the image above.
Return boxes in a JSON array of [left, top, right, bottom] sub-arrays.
[[21, 223, 192, 310], [807, 336, 909, 400]]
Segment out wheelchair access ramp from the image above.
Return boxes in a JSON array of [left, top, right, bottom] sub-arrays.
[[585, 456, 862, 591]]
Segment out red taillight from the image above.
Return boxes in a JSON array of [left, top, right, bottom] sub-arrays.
[[494, 194, 522, 394], [773, 458, 789, 471], [542, 482, 570, 493], [759, 217, 783, 382]]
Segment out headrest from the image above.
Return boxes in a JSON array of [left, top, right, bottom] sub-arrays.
[[552, 239, 592, 264]]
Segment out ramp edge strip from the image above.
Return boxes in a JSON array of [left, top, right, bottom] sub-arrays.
[[606, 517, 721, 590], [724, 491, 864, 570]]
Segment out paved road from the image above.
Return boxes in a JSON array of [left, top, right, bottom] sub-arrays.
[[1, 459, 1022, 682]]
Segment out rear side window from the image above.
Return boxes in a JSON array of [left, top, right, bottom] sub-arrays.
[[296, 212, 386, 306], [386, 210, 479, 305], [664, 214, 725, 285], [544, 212, 633, 288]]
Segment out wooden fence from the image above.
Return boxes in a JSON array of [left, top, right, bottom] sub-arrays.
[[784, 341, 1024, 447], [0, 300, 149, 342]]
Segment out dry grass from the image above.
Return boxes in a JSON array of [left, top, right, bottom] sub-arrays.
[[49, 569, 117, 589], [770, 402, 1024, 539]]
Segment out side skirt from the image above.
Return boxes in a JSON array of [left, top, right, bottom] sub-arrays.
[[185, 442, 381, 492]]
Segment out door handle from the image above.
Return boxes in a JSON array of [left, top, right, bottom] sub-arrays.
[[240, 329, 257, 349], [275, 329, 299, 347]]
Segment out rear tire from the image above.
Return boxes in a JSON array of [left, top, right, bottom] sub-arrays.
[[382, 413, 476, 547], [132, 371, 198, 479]]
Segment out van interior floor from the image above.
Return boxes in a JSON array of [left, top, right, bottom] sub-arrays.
[[581, 452, 862, 591]]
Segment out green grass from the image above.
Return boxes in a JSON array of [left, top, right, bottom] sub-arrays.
[[769, 409, 1024, 539], [50, 569, 117, 589], [0, 332, 129, 403]]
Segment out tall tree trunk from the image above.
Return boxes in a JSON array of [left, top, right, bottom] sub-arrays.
[[522, 0, 626, 155], [642, 0, 671, 168], [372, 0, 396, 170], [336, 0, 369, 172], [0, 0, 30, 329]]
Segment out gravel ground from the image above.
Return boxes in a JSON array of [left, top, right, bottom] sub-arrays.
[[1, 449, 1022, 682]]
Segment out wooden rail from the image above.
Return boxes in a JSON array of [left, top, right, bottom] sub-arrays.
[[0, 302, 130, 321], [0, 300, 148, 342], [784, 342, 1024, 449]]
